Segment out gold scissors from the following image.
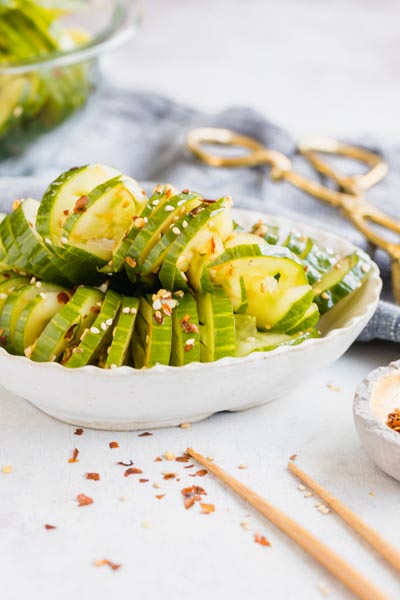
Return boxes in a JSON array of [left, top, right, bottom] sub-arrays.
[[187, 127, 400, 301]]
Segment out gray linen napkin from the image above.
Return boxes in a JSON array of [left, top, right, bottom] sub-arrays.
[[0, 87, 398, 342]]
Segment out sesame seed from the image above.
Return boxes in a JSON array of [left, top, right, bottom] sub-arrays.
[[164, 205, 174, 212], [122, 307, 130, 314], [30, 277, 36, 284], [110, 364, 117, 369], [39, 293, 47, 299], [297, 484, 306, 492], [130, 307, 137, 314], [106, 318, 113, 326], [172, 227, 181, 235], [2, 465, 12, 474], [164, 451, 175, 461], [35, 281, 42, 288], [321, 292, 329, 300], [179, 423, 191, 429], [362, 263, 370, 273], [60, 237, 68, 245], [304, 491, 313, 498], [152, 299, 162, 310], [0, 293, 7, 300], [45, 238, 52, 245], [185, 338, 195, 346], [101, 322, 108, 331], [182, 220, 188, 228], [246, 336, 255, 343], [90, 327, 100, 334], [238, 464, 248, 470], [152, 199, 160, 206]]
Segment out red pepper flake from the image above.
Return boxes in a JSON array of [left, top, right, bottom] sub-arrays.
[[63, 209, 70, 216], [139, 478, 149, 483], [0, 334, 7, 346], [64, 323, 78, 340], [68, 448, 79, 463], [125, 256, 137, 268], [289, 454, 297, 461], [189, 469, 208, 477], [180, 315, 199, 334], [124, 467, 143, 477], [77, 493, 93, 507], [90, 305, 101, 314], [175, 456, 189, 463], [73, 195, 88, 214], [109, 441, 119, 449], [74, 428, 84, 436], [57, 291, 70, 305], [117, 460, 133, 467], [155, 494, 165, 500], [44, 524, 57, 530], [254, 533, 271, 547], [181, 485, 207, 509], [138, 432, 153, 437], [93, 558, 121, 571], [154, 456, 163, 462], [210, 236, 216, 254], [200, 503, 215, 514], [163, 472, 177, 480], [86, 472, 100, 481], [184, 464, 195, 469]]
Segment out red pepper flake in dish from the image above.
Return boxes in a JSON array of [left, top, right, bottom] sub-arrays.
[[163, 472, 177, 480], [68, 448, 79, 463], [44, 524, 57, 530], [64, 323, 78, 340], [387, 408, 400, 432], [93, 558, 121, 571], [139, 478, 149, 483], [200, 503, 215, 514], [74, 428, 84, 436], [254, 533, 271, 547], [57, 292, 70, 305], [73, 195, 88, 214], [181, 485, 206, 509], [180, 315, 199, 334], [109, 441, 119, 449], [155, 494, 165, 500], [124, 467, 143, 477], [138, 432, 153, 437], [117, 460, 134, 467], [90, 305, 101, 314], [86, 472, 100, 481], [77, 493, 93, 507], [189, 469, 208, 478]]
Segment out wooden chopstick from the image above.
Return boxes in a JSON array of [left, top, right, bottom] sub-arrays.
[[288, 461, 400, 572], [186, 448, 390, 600]]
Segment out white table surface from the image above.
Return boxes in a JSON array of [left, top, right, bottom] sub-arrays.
[[2, 1, 400, 599]]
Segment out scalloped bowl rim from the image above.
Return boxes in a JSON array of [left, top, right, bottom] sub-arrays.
[[0, 209, 382, 377]]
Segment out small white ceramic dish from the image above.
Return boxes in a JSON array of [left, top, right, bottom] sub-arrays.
[[354, 359, 400, 482], [0, 209, 381, 430]]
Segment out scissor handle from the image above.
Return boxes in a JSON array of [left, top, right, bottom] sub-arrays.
[[297, 136, 388, 194], [186, 127, 292, 174]]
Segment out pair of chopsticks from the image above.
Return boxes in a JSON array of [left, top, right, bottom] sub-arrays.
[[186, 448, 399, 600]]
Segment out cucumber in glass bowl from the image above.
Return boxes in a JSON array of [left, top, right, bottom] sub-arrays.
[[0, 0, 140, 159]]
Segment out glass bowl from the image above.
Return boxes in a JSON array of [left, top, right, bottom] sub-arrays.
[[0, 0, 141, 159]]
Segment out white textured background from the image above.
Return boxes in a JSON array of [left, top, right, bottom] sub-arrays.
[[1, 2, 400, 600]]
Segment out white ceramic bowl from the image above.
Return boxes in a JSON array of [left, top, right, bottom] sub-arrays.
[[354, 359, 400, 482], [0, 209, 381, 430]]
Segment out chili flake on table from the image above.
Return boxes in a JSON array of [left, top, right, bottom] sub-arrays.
[[86, 472, 100, 481], [109, 441, 119, 449], [77, 493, 94, 507], [68, 448, 79, 463], [94, 559, 121, 571], [181, 485, 207, 509], [254, 533, 271, 547], [124, 467, 143, 477]]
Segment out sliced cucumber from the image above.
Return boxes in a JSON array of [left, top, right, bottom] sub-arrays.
[[61, 175, 147, 262], [285, 302, 320, 335], [225, 231, 269, 250], [251, 220, 280, 245], [235, 314, 318, 357], [36, 164, 122, 243], [13, 287, 72, 355], [132, 291, 175, 368], [65, 289, 121, 368], [0, 214, 24, 267], [313, 252, 371, 314], [0, 281, 66, 351], [209, 244, 313, 331], [0, 275, 30, 317], [103, 296, 139, 368], [159, 196, 232, 292], [196, 288, 235, 363], [170, 291, 200, 366], [30, 286, 103, 362]]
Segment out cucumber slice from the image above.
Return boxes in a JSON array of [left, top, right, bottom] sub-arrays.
[[251, 221, 280, 245], [30, 286, 103, 362], [170, 291, 200, 366], [159, 196, 233, 292], [0, 281, 66, 350], [235, 314, 318, 357], [285, 302, 320, 335], [61, 175, 147, 262], [65, 289, 121, 368], [284, 230, 338, 285], [313, 252, 371, 314], [36, 164, 122, 243], [0, 214, 24, 267], [103, 296, 139, 368], [132, 291, 175, 368], [209, 245, 313, 331], [225, 231, 269, 250], [0, 275, 30, 317], [13, 287, 72, 355], [124, 190, 202, 282], [196, 288, 235, 363], [0, 75, 31, 135]]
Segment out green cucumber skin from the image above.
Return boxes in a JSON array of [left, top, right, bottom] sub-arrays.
[[196, 289, 235, 363], [0, 275, 30, 319], [132, 296, 173, 368], [170, 292, 200, 366], [235, 326, 319, 357], [313, 252, 371, 314], [0, 215, 25, 268], [251, 222, 280, 245], [31, 287, 103, 362], [65, 289, 121, 368], [158, 198, 227, 292], [271, 289, 314, 333], [285, 303, 320, 335], [104, 296, 139, 368]]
